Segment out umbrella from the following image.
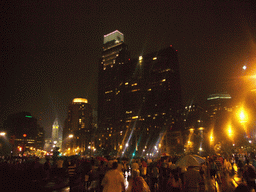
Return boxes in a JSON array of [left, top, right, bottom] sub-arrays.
[[175, 155, 205, 167], [96, 156, 108, 162], [192, 154, 205, 164]]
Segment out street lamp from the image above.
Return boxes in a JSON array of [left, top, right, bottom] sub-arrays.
[[227, 124, 233, 139], [238, 109, 248, 123], [68, 134, 74, 155], [0, 132, 6, 136], [237, 106, 249, 136]]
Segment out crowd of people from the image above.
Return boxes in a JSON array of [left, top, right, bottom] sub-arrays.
[[1, 153, 256, 192]]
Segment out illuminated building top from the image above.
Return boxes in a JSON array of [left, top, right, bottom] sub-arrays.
[[207, 93, 231, 100], [104, 30, 124, 44], [72, 98, 88, 104]]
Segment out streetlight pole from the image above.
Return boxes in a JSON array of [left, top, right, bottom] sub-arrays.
[[22, 134, 27, 156]]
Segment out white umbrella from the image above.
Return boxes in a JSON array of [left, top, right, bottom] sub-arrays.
[[192, 154, 205, 164], [175, 155, 205, 167]]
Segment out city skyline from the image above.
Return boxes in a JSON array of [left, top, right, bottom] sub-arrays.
[[1, 1, 256, 137]]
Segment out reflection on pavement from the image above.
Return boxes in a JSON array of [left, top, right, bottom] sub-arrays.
[[54, 170, 132, 192]]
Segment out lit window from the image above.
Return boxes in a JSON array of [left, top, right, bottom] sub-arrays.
[[125, 82, 129, 85], [131, 83, 137, 86], [139, 56, 143, 61], [162, 79, 166, 82], [132, 116, 138, 119], [105, 90, 113, 94], [153, 57, 157, 60], [148, 89, 151, 91]]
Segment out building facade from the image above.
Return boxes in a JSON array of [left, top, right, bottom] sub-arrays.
[[63, 98, 93, 156], [52, 118, 59, 141], [3, 112, 45, 156], [98, 30, 182, 157]]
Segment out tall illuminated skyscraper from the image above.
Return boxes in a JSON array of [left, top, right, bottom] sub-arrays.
[[98, 30, 130, 146]]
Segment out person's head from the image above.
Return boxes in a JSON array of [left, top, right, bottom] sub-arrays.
[[112, 162, 118, 169], [91, 159, 95, 166], [132, 169, 140, 178], [172, 169, 179, 181], [69, 159, 75, 166]]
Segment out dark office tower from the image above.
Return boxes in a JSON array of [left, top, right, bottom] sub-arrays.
[[63, 98, 93, 155], [3, 112, 45, 155], [122, 47, 182, 156], [98, 30, 182, 156], [98, 30, 130, 150]]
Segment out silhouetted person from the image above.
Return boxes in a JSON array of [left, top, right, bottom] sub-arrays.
[[68, 160, 77, 192]]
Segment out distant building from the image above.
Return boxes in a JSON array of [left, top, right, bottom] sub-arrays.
[[52, 118, 59, 141], [206, 93, 233, 120], [182, 104, 206, 129], [205, 93, 233, 146], [3, 112, 45, 155], [98, 30, 182, 157], [63, 98, 93, 156], [43, 118, 63, 152]]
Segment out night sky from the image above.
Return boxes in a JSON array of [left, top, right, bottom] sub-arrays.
[[1, 1, 256, 137]]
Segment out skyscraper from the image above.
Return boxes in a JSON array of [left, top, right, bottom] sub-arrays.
[[98, 30, 182, 156], [63, 98, 93, 155], [98, 30, 130, 150]]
